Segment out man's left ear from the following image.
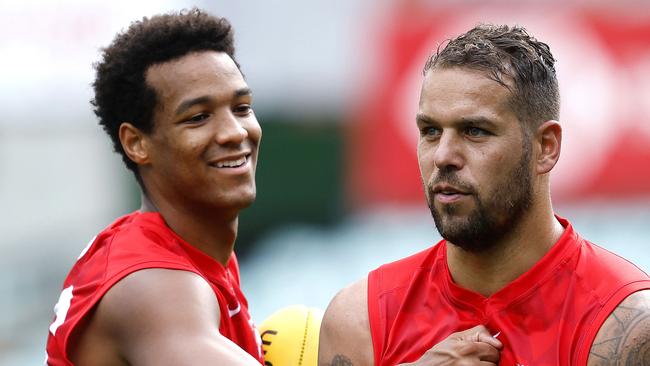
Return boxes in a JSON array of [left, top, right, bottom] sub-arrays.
[[535, 120, 562, 174]]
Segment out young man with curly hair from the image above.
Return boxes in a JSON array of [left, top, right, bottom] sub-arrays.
[[319, 24, 650, 365], [46, 9, 264, 365]]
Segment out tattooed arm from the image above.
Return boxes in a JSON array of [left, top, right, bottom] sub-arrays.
[[318, 278, 374, 366], [588, 289, 650, 365]]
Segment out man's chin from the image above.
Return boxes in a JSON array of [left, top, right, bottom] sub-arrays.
[[227, 194, 256, 210], [433, 216, 483, 250], [206, 188, 256, 211], [434, 211, 470, 228]]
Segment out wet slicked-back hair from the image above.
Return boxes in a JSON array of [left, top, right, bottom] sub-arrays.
[[424, 24, 559, 132], [92, 8, 237, 184]]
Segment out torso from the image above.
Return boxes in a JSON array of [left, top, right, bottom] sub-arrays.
[[45, 211, 263, 365], [367, 217, 650, 365]]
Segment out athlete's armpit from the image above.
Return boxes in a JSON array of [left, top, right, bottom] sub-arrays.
[[325, 354, 354, 366], [588, 289, 650, 365]]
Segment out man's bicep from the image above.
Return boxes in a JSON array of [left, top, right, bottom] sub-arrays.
[[99, 268, 259, 365], [587, 289, 650, 365], [319, 278, 374, 366]]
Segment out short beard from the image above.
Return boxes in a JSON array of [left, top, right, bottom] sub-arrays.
[[426, 139, 533, 253]]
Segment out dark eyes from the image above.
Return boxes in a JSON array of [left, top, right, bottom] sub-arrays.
[[234, 104, 253, 115], [187, 113, 209, 123], [184, 104, 253, 124]]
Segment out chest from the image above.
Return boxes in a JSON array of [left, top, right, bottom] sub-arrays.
[[378, 273, 598, 365]]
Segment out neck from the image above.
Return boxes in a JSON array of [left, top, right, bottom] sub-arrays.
[[446, 200, 564, 297], [140, 193, 238, 266]]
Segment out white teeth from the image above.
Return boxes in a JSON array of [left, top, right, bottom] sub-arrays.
[[216, 156, 247, 168]]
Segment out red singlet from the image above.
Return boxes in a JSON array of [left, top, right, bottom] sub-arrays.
[[46, 211, 264, 365], [368, 216, 650, 365]]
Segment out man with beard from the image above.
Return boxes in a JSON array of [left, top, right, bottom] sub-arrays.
[[319, 24, 650, 365]]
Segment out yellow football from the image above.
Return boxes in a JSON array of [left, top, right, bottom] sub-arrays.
[[259, 305, 324, 366]]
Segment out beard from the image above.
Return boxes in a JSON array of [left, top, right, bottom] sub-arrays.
[[426, 141, 533, 253]]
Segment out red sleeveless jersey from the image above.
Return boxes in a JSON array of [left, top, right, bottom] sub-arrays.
[[368, 216, 650, 365], [46, 211, 264, 365]]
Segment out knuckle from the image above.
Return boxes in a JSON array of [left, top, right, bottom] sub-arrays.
[[450, 329, 464, 337]]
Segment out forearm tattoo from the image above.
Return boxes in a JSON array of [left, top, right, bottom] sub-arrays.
[[326, 355, 354, 366], [589, 291, 650, 365]]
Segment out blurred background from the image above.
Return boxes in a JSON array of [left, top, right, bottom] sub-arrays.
[[1, 0, 649, 364]]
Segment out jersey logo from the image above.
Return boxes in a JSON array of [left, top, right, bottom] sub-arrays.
[[49, 285, 74, 335], [228, 302, 241, 317]]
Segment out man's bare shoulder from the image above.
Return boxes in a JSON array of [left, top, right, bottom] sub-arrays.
[[100, 268, 220, 330], [588, 289, 650, 365], [71, 268, 259, 365], [69, 269, 220, 365], [319, 277, 373, 366]]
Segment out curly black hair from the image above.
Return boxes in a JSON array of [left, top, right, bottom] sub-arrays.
[[424, 24, 560, 133], [92, 8, 238, 185]]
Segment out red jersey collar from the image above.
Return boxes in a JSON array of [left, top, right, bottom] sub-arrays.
[[132, 211, 237, 285], [440, 215, 581, 314]]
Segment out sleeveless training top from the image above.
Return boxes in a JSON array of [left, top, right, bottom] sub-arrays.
[[368, 217, 650, 365], [46, 211, 264, 365]]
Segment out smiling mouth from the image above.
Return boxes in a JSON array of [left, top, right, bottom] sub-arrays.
[[210, 154, 250, 168]]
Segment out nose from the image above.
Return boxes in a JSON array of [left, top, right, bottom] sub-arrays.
[[433, 131, 464, 171], [215, 112, 248, 145]]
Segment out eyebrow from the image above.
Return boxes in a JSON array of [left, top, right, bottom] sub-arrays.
[[234, 87, 252, 98], [415, 113, 498, 129], [174, 87, 253, 116], [459, 116, 498, 129], [415, 113, 435, 125]]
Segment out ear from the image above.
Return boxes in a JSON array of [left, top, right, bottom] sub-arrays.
[[534, 120, 562, 175], [119, 122, 151, 165]]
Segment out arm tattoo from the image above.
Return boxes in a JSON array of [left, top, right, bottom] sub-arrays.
[[326, 355, 354, 366], [589, 291, 650, 365]]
